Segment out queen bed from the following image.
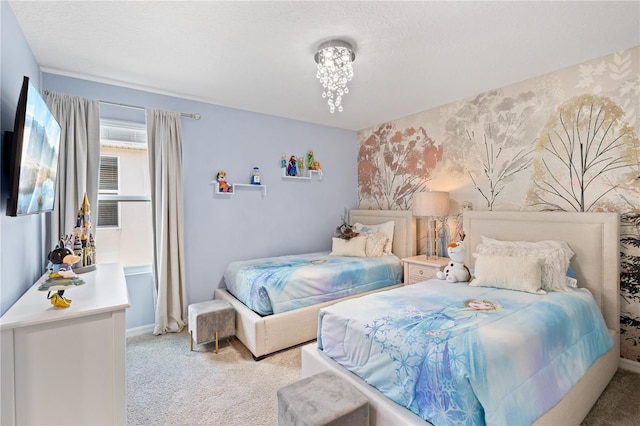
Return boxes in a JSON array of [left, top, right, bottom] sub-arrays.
[[214, 209, 416, 359], [302, 211, 620, 425]]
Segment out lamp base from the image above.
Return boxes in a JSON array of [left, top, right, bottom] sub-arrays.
[[425, 217, 438, 260]]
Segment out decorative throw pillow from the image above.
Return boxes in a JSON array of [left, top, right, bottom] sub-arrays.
[[364, 232, 388, 257], [470, 253, 546, 294], [330, 235, 367, 257], [480, 236, 575, 261], [352, 221, 395, 254], [475, 243, 572, 292]]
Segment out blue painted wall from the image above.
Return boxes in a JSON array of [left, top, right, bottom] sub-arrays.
[[1, 2, 48, 315], [1, 1, 358, 324], [43, 73, 359, 326]]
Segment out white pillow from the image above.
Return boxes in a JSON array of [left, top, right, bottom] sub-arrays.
[[364, 232, 388, 257], [330, 235, 367, 257], [352, 221, 395, 254], [475, 244, 572, 292], [480, 236, 575, 259], [470, 253, 546, 294]]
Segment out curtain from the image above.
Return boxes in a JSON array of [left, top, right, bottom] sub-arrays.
[[45, 92, 100, 252], [146, 109, 187, 334]]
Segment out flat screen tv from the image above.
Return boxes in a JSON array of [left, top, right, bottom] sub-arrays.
[[6, 76, 61, 216]]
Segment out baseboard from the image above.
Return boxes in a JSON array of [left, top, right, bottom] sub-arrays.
[[126, 324, 155, 338], [619, 357, 640, 374]]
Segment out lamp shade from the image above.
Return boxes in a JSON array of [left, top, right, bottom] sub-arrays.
[[412, 191, 449, 217]]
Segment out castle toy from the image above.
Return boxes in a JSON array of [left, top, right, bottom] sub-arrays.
[[72, 192, 97, 270]]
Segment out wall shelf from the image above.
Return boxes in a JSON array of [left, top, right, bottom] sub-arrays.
[[281, 168, 323, 181], [211, 181, 267, 197]]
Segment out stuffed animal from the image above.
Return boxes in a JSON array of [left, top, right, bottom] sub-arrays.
[[217, 171, 232, 193], [436, 241, 471, 283]]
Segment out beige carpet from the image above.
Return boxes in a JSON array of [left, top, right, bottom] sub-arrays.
[[127, 330, 640, 425], [127, 331, 301, 425]]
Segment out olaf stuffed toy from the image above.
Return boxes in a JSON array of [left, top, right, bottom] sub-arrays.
[[436, 241, 471, 283]]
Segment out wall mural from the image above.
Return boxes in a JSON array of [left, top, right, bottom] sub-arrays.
[[358, 47, 640, 362]]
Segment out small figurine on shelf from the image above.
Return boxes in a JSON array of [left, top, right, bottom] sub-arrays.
[[298, 157, 304, 174], [217, 171, 233, 193], [251, 167, 261, 185], [287, 156, 297, 176], [307, 150, 315, 170], [281, 154, 287, 169]]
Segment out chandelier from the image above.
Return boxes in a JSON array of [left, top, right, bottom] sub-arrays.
[[314, 40, 356, 113]]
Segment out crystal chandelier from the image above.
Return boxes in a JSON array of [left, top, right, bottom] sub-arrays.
[[314, 40, 355, 113]]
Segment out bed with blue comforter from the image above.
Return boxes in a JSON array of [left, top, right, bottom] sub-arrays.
[[318, 279, 613, 426], [224, 252, 402, 316]]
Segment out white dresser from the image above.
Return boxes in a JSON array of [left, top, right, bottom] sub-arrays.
[[0, 263, 130, 425]]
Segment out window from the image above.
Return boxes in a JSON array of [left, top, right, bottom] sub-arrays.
[[96, 119, 153, 267], [98, 156, 120, 228]]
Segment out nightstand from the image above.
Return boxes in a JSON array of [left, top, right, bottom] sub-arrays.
[[402, 255, 450, 285]]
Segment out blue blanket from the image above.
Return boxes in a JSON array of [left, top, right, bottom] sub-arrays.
[[224, 252, 402, 315], [318, 280, 613, 425]]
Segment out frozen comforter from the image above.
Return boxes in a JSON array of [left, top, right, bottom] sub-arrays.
[[318, 280, 613, 426], [224, 252, 402, 316]]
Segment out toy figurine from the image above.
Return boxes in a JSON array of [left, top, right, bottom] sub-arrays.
[[281, 154, 287, 168], [298, 157, 304, 173], [217, 171, 233, 193], [307, 150, 315, 170], [287, 156, 297, 176], [40, 241, 84, 308]]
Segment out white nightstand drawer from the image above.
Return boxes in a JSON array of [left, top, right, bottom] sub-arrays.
[[407, 264, 439, 281], [402, 255, 450, 285]]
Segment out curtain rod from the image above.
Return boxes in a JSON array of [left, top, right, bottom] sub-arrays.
[[43, 91, 201, 120]]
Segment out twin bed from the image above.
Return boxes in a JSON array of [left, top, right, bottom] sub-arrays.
[[302, 210, 620, 425], [216, 209, 619, 424], [214, 209, 416, 359]]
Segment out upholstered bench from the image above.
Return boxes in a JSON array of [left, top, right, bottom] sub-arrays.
[[188, 300, 235, 353], [277, 371, 369, 426]]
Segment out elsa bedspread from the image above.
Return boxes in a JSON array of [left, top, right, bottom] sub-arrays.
[[318, 280, 613, 426], [224, 252, 402, 316]]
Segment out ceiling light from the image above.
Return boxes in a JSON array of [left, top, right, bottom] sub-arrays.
[[314, 40, 355, 113]]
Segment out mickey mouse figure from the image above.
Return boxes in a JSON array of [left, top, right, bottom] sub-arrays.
[[46, 242, 81, 307]]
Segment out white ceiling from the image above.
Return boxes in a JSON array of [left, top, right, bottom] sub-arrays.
[[9, 1, 640, 131]]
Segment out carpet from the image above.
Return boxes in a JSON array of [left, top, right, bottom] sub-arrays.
[[127, 331, 301, 425], [127, 330, 640, 425]]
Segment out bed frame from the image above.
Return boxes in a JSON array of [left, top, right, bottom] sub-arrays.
[[302, 211, 620, 425], [215, 209, 416, 360]]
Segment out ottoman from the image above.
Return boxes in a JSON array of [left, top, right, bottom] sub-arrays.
[[188, 299, 235, 353], [277, 371, 369, 426]]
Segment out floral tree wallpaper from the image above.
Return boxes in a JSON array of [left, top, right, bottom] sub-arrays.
[[358, 47, 640, 362]]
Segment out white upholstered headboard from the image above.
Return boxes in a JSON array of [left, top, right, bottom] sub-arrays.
[[463, 211, 620, 332], [349, 209, 417, 260]]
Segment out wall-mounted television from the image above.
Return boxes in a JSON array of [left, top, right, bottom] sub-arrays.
[[6, 76, 61, 217]]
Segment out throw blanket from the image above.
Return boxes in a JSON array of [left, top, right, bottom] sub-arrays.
[[224, 252, 402, 315], [318, 280, 613, 425]]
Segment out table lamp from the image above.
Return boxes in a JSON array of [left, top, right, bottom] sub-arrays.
[[412, 191, 450, 259]]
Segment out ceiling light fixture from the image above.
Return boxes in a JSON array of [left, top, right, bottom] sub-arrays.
[[314, 40, 355, 113]]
